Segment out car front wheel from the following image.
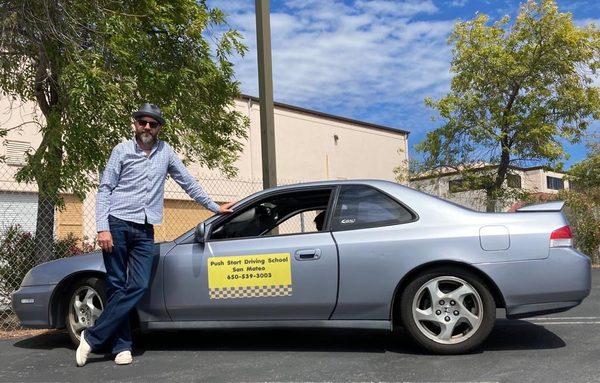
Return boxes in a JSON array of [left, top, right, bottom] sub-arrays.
[[65, 277, 106, 346], [400, 267, 496, 354]]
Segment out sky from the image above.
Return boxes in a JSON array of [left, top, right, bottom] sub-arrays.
[[207, 0, 600, 169]]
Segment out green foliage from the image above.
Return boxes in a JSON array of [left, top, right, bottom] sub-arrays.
[[561, 140, 600, 262], [0, 226, 34, 297], [0, 0, 249, 201], [559, 187, 600, 263], [0, 225, 93, 296], [523, 188, 600, 263], [418, 0, 600, 210], [567, 137, 600, 189]]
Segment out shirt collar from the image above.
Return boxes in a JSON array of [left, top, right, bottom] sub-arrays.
[[132, 137, 161, 156]]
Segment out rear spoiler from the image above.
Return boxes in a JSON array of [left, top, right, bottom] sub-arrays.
[[516, 201, 565, 212]]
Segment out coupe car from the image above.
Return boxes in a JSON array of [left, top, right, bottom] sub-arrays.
[[12, 180, 591, 354]]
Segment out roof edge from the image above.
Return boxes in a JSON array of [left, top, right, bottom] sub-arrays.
[[239, 94, 410, 136], [410, 164, 562, 181]]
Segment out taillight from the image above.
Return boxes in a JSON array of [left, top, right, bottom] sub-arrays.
[[550, 225, 573, 248]]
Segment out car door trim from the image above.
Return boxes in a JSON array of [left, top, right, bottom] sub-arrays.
[[142, 319, 392, 331]]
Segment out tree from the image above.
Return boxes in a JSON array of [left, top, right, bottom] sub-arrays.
[[0, 0, 248, 262], [567, 134, 600, 189], [417, 0, 600, 211], [564, 135, 600, 263]]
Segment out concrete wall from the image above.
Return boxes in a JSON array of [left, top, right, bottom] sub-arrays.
[[411, 167, 570, 212], [186, 98, 408, 183], [409, 174, 489, 211], [523, 168, 570, 193]]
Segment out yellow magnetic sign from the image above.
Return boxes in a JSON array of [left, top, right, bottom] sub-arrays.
[[207, 253, 293, 299]]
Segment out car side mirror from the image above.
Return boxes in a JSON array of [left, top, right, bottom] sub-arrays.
[[195, 222, 206, 243]]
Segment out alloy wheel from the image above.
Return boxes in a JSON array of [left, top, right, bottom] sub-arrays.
[[68, 285, 104, 341], [411, 276, 483, 345]]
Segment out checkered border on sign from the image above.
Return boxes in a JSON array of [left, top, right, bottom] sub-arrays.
[[209, 284, 293, 299]]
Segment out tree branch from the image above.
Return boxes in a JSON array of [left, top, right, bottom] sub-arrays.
[[33, 48, 50, 116], [2, 120, 44, 132]]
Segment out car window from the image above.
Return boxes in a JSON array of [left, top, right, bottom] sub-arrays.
[[209, 189, 332, 240], [331, 185, 414, 231], [264, 209, 326, 236]]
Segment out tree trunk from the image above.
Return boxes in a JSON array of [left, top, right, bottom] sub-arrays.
[[485, 190, 498, 212], [486, 136, 512, 213], [31, 115, 63, 265], [28, 36, 63, 265], [34, 192, 56, 264]]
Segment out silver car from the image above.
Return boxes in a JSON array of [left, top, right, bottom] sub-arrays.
[[12, 180, 591, 354]]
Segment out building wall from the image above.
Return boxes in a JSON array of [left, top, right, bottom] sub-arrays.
[[187, 98, 408, 183], [523, 168, 570, 193], [154, 199, 216, 242], [410, 167, 570, 212], [56, 194, 84, 240], [0, 96, 409, 241], [410, 174, 489, 211]]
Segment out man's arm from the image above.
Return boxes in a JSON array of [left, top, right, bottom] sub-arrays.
[[167, 150, 221, 213], [96, 146, 123, 232]]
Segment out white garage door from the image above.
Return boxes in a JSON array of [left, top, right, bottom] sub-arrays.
[[0, 192, 38, 234]]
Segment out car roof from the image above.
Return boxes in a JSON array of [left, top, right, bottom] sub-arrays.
[[260, 179, 397, 192]]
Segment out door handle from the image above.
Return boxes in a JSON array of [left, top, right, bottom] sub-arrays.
[[294, 249, 321, 261]]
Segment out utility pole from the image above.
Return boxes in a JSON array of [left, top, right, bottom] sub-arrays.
[[255, 0, 277, 189]]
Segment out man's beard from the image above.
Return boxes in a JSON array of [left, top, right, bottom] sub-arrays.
[[136, 132, 156, 146]]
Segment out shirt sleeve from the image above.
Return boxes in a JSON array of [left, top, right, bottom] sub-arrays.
[[167, 149, 220, 213], [96, 145, 123, 232]]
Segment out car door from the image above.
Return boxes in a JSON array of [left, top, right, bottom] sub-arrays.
[[163, 186, 339, 321], [329, 184, 418, 320]]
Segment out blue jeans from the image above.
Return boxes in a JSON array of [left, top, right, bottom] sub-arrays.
[[86, 215, 156, 354]]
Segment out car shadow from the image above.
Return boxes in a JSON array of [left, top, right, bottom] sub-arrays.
[[12, 319, 564, 355]]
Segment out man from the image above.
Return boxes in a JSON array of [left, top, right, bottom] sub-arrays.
[[76, 103, 234, 366]]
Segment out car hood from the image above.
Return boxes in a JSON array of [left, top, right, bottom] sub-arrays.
[[20, 251, 105, 287], [20, 242, 175, 287]]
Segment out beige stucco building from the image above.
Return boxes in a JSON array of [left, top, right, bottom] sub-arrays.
[[410, 165, 570, 212], [0, 95, 409, 243]]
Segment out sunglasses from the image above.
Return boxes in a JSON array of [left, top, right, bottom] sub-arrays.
[[136, 119, 160, 129]]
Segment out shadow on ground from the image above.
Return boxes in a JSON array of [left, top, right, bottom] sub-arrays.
[[12, 319, 564, 356]]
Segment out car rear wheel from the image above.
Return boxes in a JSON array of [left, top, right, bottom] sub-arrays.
[[65, 277, 106, 346], [400, 267, 496, 354]]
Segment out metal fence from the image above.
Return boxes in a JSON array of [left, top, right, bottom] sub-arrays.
[[0, 163, 307, 331]]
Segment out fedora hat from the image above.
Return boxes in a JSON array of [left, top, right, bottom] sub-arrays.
[[132, 103, 165, 125]]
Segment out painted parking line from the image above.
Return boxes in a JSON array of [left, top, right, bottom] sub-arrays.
[[530, 322, 600, 325], [526, 316, 600, 325], [528, 316, 600, 320]]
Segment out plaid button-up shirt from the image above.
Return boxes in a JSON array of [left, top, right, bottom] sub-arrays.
[[95, 138, 220, 232]]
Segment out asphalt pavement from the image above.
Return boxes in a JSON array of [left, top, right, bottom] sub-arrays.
[[1, 269, 599, 383]]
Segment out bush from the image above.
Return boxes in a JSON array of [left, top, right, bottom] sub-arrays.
[[522, 188, 600, 264], [559, 187, 600, 264], [0, 225, 96, 301], [0, 225, 35, 299]]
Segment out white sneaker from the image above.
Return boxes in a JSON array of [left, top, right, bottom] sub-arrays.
[[115, 350, 133, 365], [76, 331, 92, 367]]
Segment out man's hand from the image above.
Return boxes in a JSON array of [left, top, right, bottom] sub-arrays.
[[97, 231, 113, 253], [218, 201, 236, 214]]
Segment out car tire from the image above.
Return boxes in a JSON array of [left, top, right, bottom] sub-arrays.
[[65, 276, 106, 346], [399, 266, 496, 354]]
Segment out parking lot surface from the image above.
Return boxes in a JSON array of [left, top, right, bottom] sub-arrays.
[[1, 269, 598, 383]]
